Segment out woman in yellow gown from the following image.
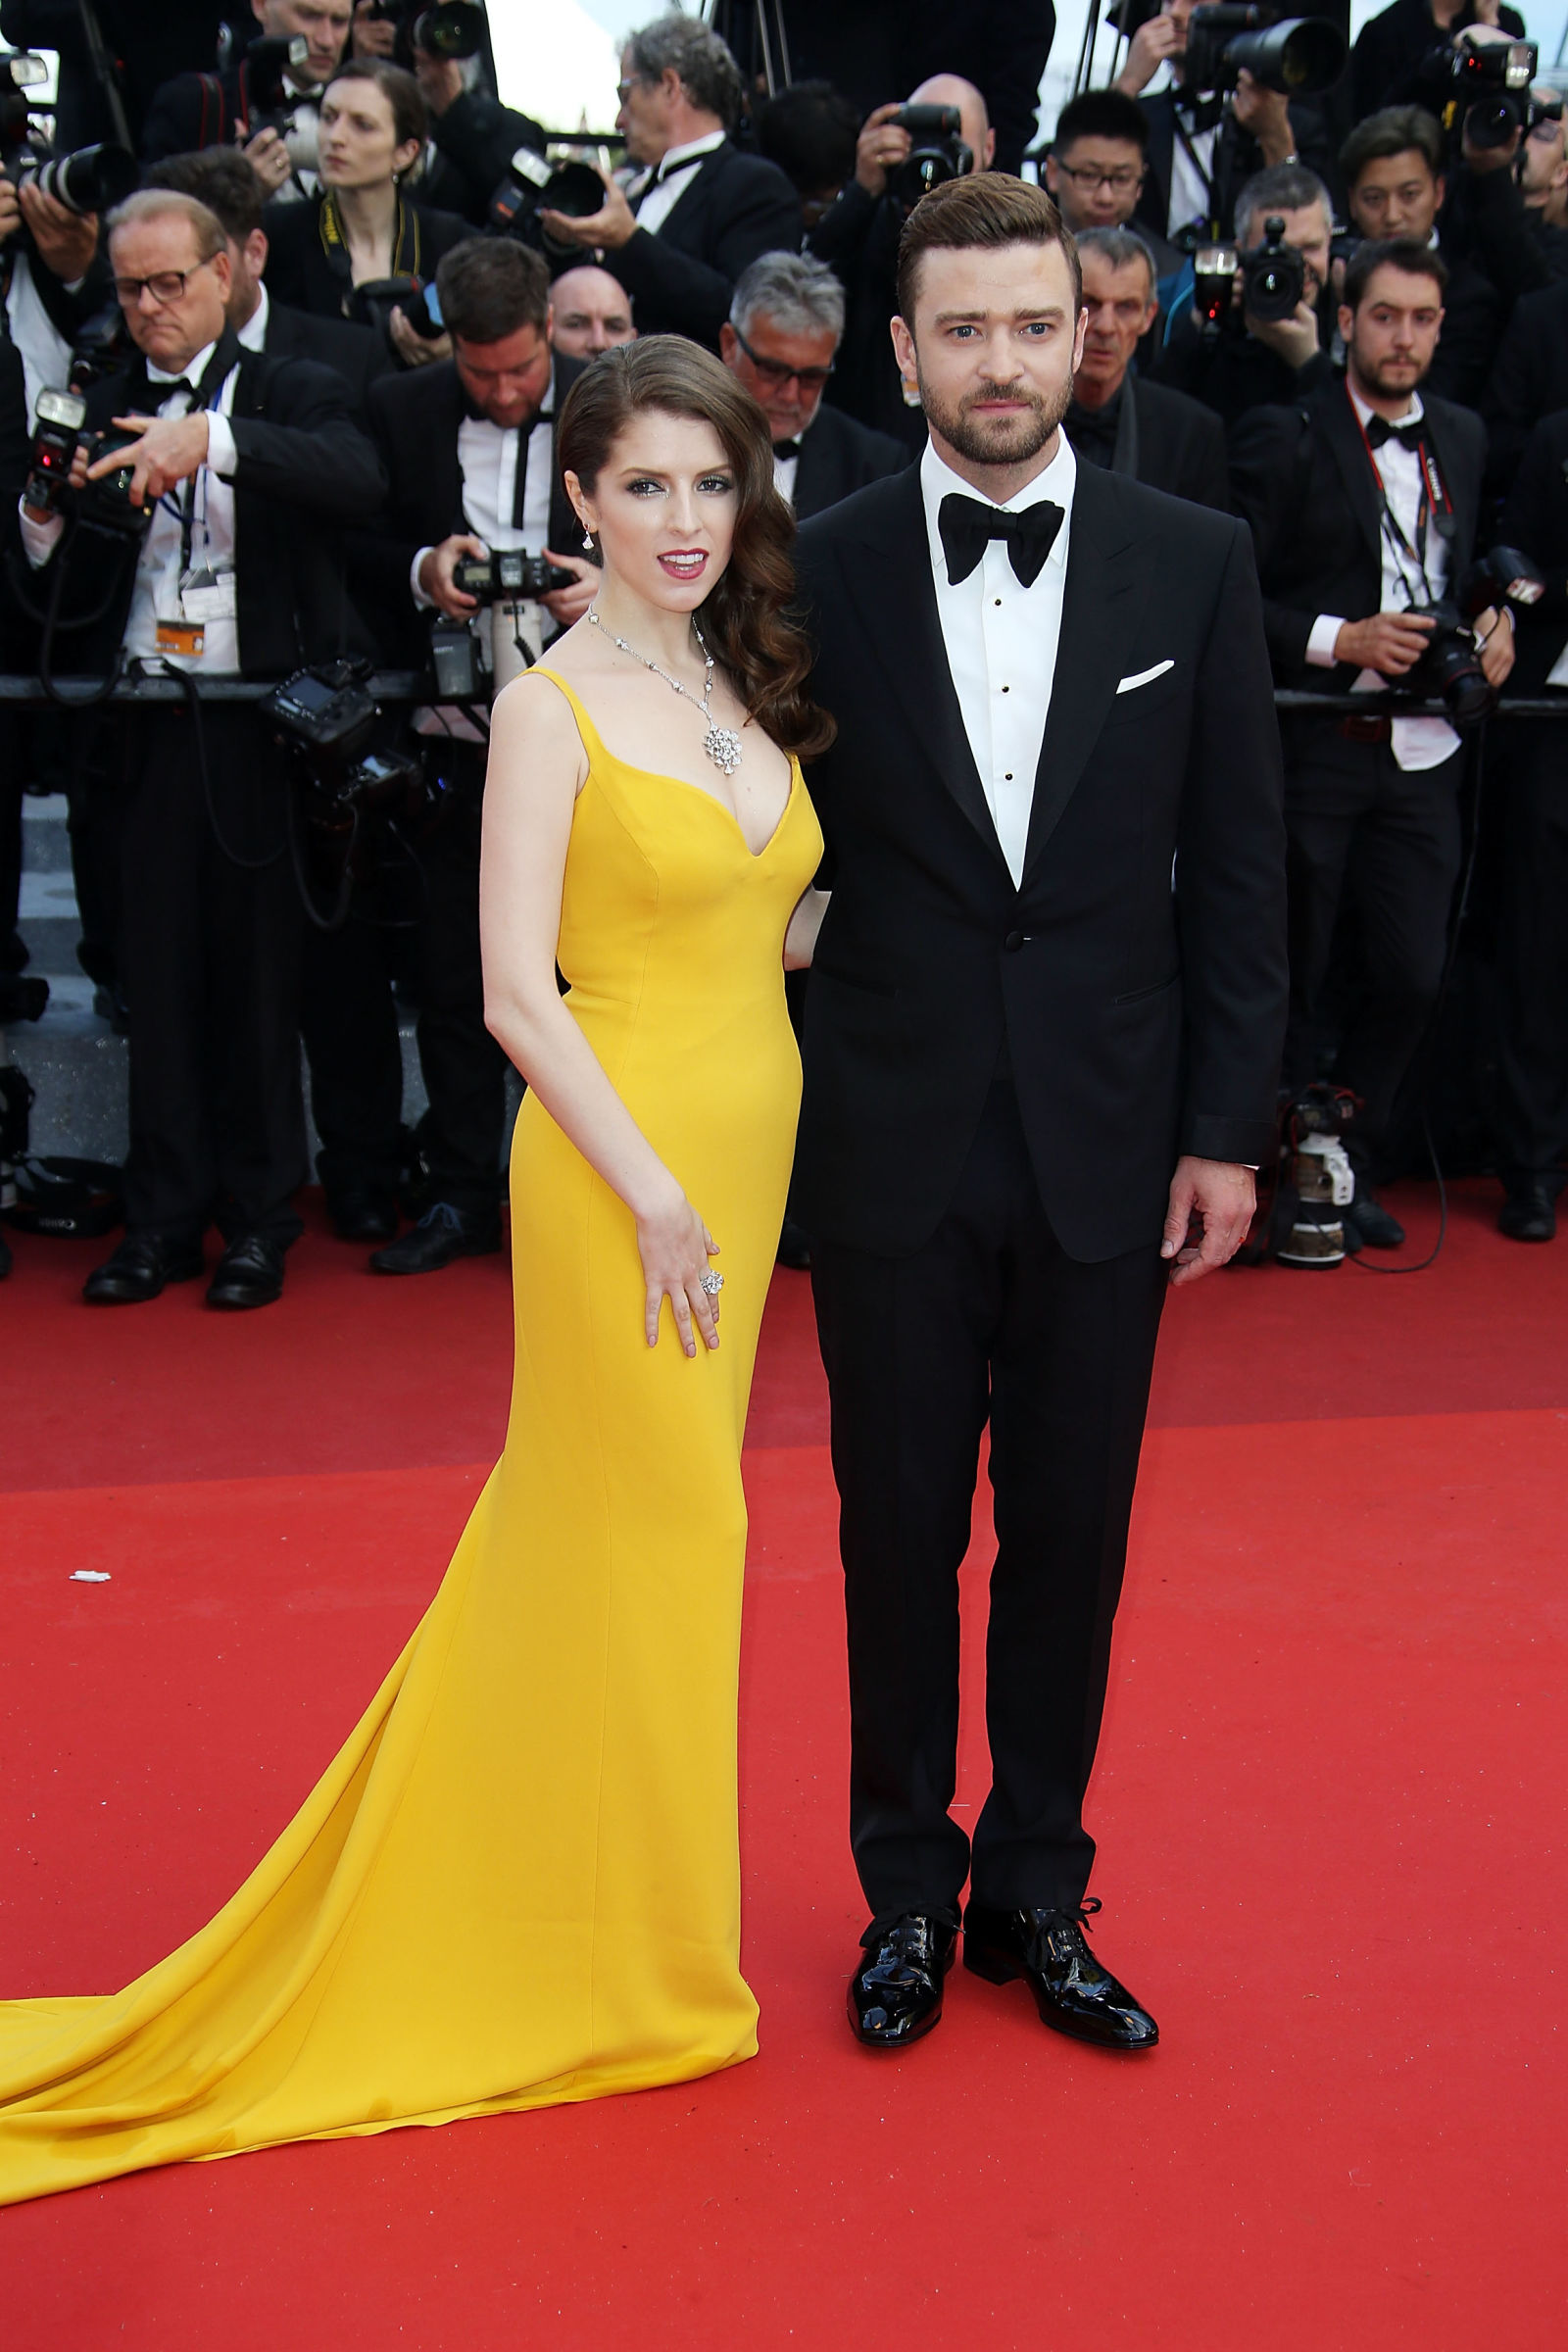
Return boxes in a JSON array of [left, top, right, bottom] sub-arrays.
[[0, 339, 831, 2206]]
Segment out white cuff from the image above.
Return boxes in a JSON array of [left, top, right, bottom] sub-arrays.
[[1305, 613, 1345, 667], [411, 546, 436, 609], [18, 498, 63, 568], [205, 412, 237, 479]]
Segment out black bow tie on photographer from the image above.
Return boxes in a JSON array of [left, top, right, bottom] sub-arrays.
[[1365, 414, 1427, 455], [1174, 89, 1228, 134], [939, 493, 1063, 587]]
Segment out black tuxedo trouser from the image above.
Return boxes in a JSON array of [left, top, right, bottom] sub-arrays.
[[301, 740, 507, 1218], [809, 1080, 1167, 1925], [1281, 728, 1463, 1175], [1493, 722, 1568, 1192], [117, 707, 306, 1248]]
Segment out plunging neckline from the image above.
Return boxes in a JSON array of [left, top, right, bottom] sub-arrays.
[[535, 668, 799, 861]]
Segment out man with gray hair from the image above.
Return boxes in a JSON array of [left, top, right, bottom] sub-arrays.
[[1065, 226, 1228, 511], [720, 252, 907, 518], [536, 12, 802, 351], [1155, 162, 1337, 429]]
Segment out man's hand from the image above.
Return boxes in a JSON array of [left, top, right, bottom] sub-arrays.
[[352, 0, 398, 59], [1161, 1155, 1256, 1285], [854, 102, 911, 198], [418, 532, 486, 617], [388, 306, 452, 367], [1461, 119, 1522, 173], [1232, 70, 1296, 163], [88, 411, 210, 507], [1333, 611, 1436, 673], [540, 551, 599, 627], [1477, 602, 1516, 686], [18, 182, 98, 282], [1114, 10, 1183, 95], [538, 161, 637, 253], [1244, 292, 1321, 370], [243, 125, 294, 197], [414, 48, 465, 116], [0, 174, 21, 244], [23, 436, 89, 522]]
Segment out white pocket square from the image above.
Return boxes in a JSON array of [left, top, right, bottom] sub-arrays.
[[1116, 660, 1175, 695]]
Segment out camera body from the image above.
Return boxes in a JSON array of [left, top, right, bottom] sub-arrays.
[[440, 551, 576, 696], [489, 147, 606, 261], [1184, 4, 1348, 97], [263, 659, 425, 810], [1442, 31, 1539, 151], [453, 551, 574, 601], [366, 0, 485, 60], [1400, 601, 1494, 727], [240, 30, 312, 135], [888, 103, 973, 210], [1243, 213, 1306, 321]]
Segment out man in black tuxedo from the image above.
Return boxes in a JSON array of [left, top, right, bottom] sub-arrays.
[[1155, 163, 1338, 428], [15, 188, 384, 1308], [337, 238, 597, 1272], [1065, 227, 1229, 507], [1229, 239, 1514, 1248], [795, 175, 1288, 2053], [719, 252, 908, 522], [1481, 276, 1568, 494], [141, 0, 354, 203], [535, 13, 801, 353]]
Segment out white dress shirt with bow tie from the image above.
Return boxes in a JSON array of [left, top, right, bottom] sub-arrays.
[[920, 434, 1077, 888], [628, 129, 726, 234]]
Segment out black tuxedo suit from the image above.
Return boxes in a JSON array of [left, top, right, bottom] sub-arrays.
[[791, 402, 908, 520], [1481, 279, 1568, 494], [1229, 378, 1487, 1173], [261, 296, 390, 423], [794, 460, 1287, 1920], [1134, 90, 1331, 244], [1067, 373, 1230, 510], [610, 142, 804, 349]]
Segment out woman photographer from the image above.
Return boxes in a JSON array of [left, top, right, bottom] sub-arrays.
[[261, 57, 468, 367]]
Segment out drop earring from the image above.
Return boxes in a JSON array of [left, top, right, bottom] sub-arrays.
[[582, 528, 595, 551]]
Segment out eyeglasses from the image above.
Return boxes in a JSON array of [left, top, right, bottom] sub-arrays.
[[730, 323, 835, 394], [615, 76, 648, 104], [113, 258, 217, 308], [1054, 161, 1145, 193]]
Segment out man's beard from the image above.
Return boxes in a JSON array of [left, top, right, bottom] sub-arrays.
[[919, 369, 1073, 468], [1354, 349, 1425, 401]]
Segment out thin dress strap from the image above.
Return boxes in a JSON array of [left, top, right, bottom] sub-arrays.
[[528, 666, 609, 771]]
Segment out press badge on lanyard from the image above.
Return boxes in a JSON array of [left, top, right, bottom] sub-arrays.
[[155, 460, 235, 658]]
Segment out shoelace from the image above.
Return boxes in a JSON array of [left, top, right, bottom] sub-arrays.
[[419, 1201, 467, 1234]]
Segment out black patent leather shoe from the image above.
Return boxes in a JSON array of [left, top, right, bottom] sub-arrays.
[[1343, 1189, 1405, 1251], [963, 1899, 1158, 2051], [1498, 1183, 1556, 1243], [369, 1200, 500, 1275], [847, 1911, 956, 2050], [206, 1233, 285, 1309], [325, 1183, 400, 1244], [83, 1231, 204, 1304]]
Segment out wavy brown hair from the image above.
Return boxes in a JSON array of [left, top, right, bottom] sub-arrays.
[[556, 336, 836, 760]]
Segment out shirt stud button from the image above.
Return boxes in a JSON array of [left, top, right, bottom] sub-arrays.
[[1004, 930, 1024, 953]]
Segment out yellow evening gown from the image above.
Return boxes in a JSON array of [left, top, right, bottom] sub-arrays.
[[0, 671, 823, 2207]]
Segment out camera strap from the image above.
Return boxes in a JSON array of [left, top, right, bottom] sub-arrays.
[[1351, 389, 1451, 608]]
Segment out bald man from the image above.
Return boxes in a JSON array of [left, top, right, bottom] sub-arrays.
[[548, 265, 637, 359], [807, 72, 994, 446]]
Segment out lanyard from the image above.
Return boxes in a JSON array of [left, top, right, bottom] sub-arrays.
[[1350, 387, 1449, 609]]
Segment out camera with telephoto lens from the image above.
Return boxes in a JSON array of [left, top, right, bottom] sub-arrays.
[[263, 659, 425, 811], [1183, 4, 1348, 96], [1436, 31, 1540, 150], [0, 47, 136, 218], [366, 0, 485, 60], [1243, 213, 1307, 321], [489, 147, 607, 260], [237, 30, 312, 134], [888, 103, 973, 211]]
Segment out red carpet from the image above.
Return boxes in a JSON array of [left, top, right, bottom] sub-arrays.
[[2, 1183, 1564, 2347]]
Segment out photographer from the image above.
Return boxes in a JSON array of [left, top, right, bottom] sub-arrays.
[[1229, 238, 1512, 1248], [1112, 0, 1332, 250], [14, 187, 384, 1307], [1351, 0, 1524, 123], [1340, 106, 1504, 407], [1155, 161, 1336, 427], [333, 237, 596, 1272], [1065, 226, 1230, 507], [260, 58, 468, 367], [142, 0, 355, 203], [807, 74, 993, 443], [719, 252, 906, 518], [532, 14, 802, 353], [1045, 88, 1182, 279], [351, 4, 549, 228], [755, 77, 861, 233], [0, 70, 118, 423]]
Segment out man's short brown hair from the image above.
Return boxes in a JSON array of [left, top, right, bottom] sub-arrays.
[[435, 237, 551, 346], [896, 173, 1082, 325]]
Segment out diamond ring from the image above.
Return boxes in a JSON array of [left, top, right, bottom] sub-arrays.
[[699, 1269, 724, 1298]]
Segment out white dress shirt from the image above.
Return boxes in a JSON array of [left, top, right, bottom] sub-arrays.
[[20, 339, 243, 673], [1304, 385, 1458, 771], [772, 446, 800, 508], [5, 251, 75, 427], [236, 281, 270, 352], [630, 129, 725, 235], [920, 434, 1076, 887]]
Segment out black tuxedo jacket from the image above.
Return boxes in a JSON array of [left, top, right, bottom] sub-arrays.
[[1424, 249, 1506, 413], [793, 402, 909, 521], [262, 298, 391, 423], [1228, 377, 1485, 689], [1077, 374, 1230, 511], [793, 463, 1289, 1261], [349, 355, 587, 665], [27, 342, 385, 678], [1495, 409, 1568, 693], [261, 193, 472, 328], [1481, 279, 1568, 494], [610, 143, 804, 349]]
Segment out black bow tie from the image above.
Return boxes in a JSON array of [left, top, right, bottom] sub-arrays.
[[462, 394, 553, 430], [1066, 393, 1120, 466], [773, 437, 801, 460], [1365, 413, 1426, 454], [938, 492, 1063, 588], [1175, 88, 1227, 134]]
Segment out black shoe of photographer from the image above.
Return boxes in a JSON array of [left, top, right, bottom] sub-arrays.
[[369, 1200, 500, 1275], [84, 1231, 205, 1304], [962, 1899, 1158, 2051], [1498, 1182, 1557, 1243], [325, 1183, 400, 1245], [1343, 1187, 1405, 1252], [206, 1233, 285, 1310]]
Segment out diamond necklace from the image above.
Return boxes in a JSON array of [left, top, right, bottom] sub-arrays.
[[586, 606, 743, 777]]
